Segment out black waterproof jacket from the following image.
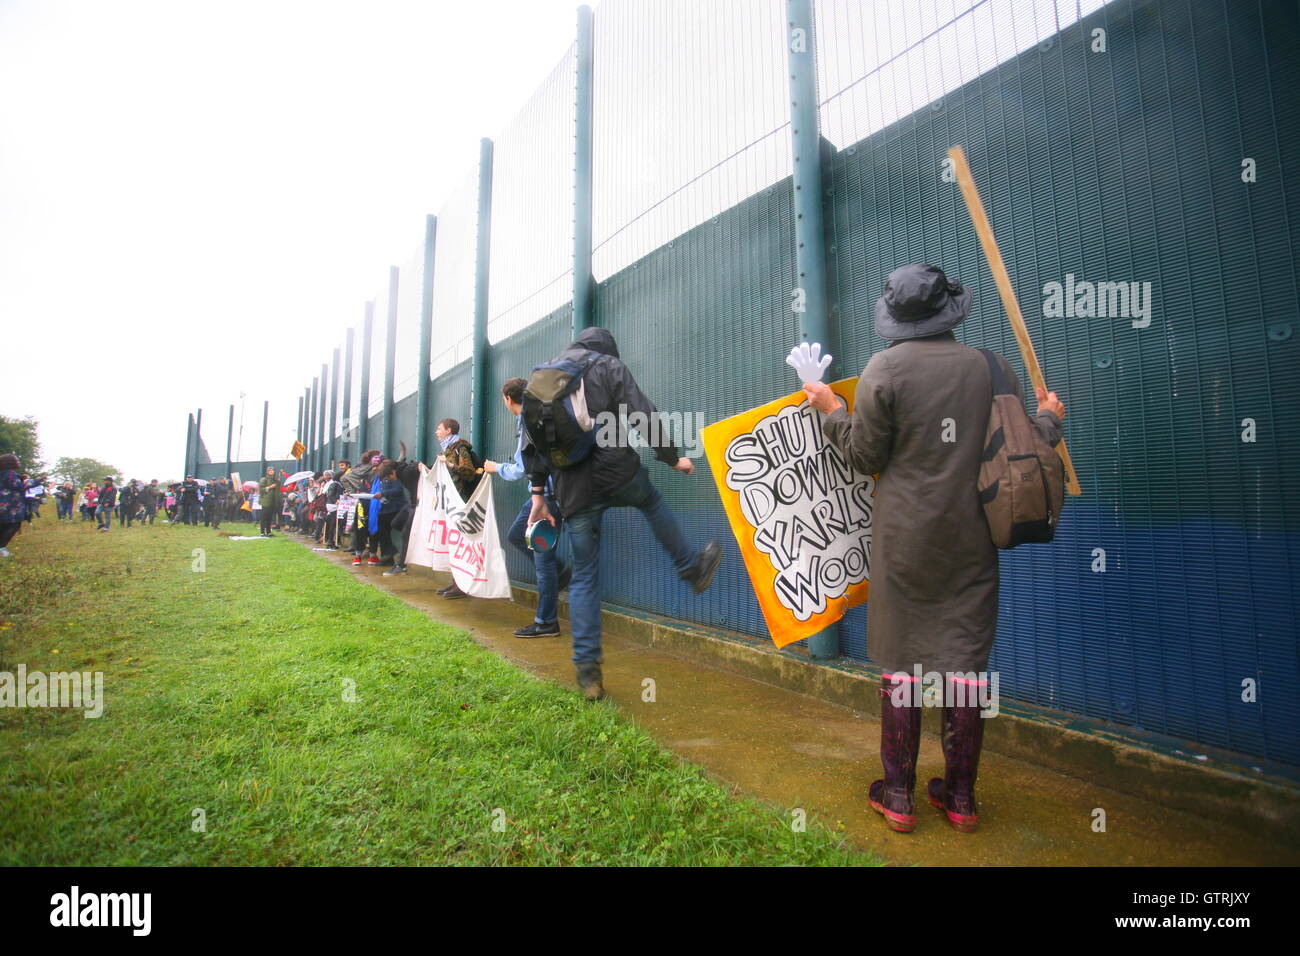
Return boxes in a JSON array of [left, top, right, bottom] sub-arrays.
[[526, 327, 678, 518]]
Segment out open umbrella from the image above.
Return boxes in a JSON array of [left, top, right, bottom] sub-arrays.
[[282, 470, 314, 485], [242, 480, 259, 492]]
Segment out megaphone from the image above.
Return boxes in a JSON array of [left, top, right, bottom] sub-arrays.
[[526, 520, 558, 552]]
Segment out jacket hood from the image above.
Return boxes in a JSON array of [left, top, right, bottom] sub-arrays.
[[571, 327, 619, 358]]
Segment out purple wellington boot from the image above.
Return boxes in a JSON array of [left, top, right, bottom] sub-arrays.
[[927, 683, 986, 832], [869, 676, 921, 832]]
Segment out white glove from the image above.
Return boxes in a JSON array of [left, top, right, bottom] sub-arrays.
[[785, 341, 832, 384]]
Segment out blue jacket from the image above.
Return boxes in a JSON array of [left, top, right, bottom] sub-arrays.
[[377, 478, 407, 514], [498, 416, 528, 482], [367, 476, 383, 533]]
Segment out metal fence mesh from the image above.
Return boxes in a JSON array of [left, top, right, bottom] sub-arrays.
[[488, 45, 577, 345], [234, 0, 1299, 767], [430, 167, 480, 380]]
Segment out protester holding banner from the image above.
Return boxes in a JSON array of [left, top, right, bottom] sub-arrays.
[[484, 377, 570, 637], [361, 463, 390, 567], [404, 455, 512, 601], [380, 447, 422, 576], [802, 263, 1065, 834], [23, 476, 45, 521], [525, 328, 721, 700], [436, 420, 478, 499], [434, 420, 478, 597], [341, 450, 382, 564], [319, 470, 342, 550], [369, 460, 408, 573]]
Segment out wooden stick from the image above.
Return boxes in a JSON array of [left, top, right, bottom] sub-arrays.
[[948, 145, 1083, 496]]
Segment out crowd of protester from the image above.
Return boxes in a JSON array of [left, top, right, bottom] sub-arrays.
[[2, 268, 1071, 835], [0, 460, 315, 556]]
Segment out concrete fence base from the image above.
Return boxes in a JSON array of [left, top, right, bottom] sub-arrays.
[[509, 581, 1300, 846]]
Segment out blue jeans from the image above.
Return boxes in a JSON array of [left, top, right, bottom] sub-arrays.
[[508, 496, 564, 624], [95, 504, 113, 529], [564, 466, 695, 664]]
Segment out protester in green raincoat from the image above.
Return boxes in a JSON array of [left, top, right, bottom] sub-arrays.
[[258, 467, 283, 537]]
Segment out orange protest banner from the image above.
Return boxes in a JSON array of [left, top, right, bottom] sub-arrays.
[[701, 379, 875, 648]]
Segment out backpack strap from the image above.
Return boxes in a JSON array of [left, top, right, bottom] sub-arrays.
[[979, 348, 1015, 397]]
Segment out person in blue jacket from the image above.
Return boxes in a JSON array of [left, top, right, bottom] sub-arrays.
[[369, 460, 406, 569]]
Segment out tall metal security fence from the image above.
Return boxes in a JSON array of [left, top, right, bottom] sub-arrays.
[[200, 0, 1299, 769]]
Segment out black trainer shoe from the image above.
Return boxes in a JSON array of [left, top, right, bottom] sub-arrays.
[[514, 620, 560, 638], [382, 564, 408, 576], [441, 583, 467, 599], [683, 540, 722, 593]]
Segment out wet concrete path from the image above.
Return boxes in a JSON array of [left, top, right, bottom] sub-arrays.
[[303, 541, 1294, 866]]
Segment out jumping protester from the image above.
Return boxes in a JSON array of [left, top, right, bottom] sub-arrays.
[[525, 327, 721, 700]]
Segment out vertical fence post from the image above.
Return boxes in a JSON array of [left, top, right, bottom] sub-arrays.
[[309, 376, 319, 473], [383, 265, 399, 455], [786, 0, 839, 660], [259, 401, 269, 477], [303, 387, 311, 465], [358, 301, 374, 456], [572, 4, 595, 338], [184, 414, 194, 479], [470, 138, 494, 454], [193, 408, 203, 476], [226, 404, 235, 478], [297, 396, 304, 463], [342, 327, 355, 463], [319, 362, 329, 472], [330, 348, 340, 469], [416, 214, 437, 463], [312, 376, 321, 472]]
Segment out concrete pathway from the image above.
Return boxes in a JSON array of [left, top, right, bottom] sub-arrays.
[[306, 542, 1295, 866]]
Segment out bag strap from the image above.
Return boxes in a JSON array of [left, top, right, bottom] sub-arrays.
[[979, 348, 1015, 398]]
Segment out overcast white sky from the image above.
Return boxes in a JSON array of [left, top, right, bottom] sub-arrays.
[[1, 0, 1108, 482], [0, 0, 583, 480]]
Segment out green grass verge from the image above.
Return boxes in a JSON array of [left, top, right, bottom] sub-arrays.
[[0, 516, 881, 866]]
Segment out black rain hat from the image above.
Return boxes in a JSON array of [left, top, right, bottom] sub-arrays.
[[874, 263, 971, 341]]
